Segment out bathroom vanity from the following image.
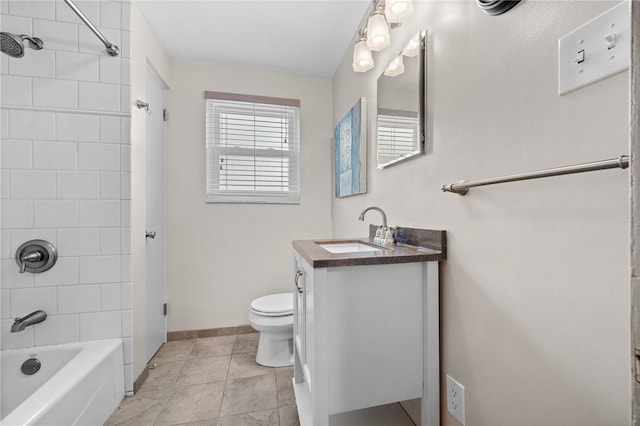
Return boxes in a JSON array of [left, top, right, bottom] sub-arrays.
[[292, 227, 446, 426]]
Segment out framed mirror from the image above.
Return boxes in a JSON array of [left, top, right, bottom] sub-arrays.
[[376, 30, 426, 170]]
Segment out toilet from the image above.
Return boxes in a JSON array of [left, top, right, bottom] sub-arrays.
[[248, 293, 294, 367]]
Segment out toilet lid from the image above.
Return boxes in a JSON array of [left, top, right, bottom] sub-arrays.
[[251, 293, 293, 316]]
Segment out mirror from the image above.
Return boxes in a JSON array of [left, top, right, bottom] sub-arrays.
[[376, 30, 426, 170]]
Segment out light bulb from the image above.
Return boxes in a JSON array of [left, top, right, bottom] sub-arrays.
[[385, 0, 414, 23], [366, 10, 390, 51], [384, 55, 404, 77], [352, 39, 374, 72]]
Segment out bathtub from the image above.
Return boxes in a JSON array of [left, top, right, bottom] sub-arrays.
[[0, 339, 124, 426]]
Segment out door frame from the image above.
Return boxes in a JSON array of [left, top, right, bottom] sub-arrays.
[[631, 2, 639, 424]]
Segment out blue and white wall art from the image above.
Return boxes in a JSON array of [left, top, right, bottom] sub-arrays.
[[334, 98, 367, 198]]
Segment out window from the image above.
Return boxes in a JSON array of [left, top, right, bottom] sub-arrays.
[[376, 109, 419, 165], [205, 91, 300, 204]]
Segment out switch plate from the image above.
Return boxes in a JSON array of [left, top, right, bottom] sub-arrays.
[[558, 1, 630, 95], [446, 374, 466, 425]]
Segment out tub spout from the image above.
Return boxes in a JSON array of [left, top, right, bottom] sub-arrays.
[[11, 310, 47, 332]]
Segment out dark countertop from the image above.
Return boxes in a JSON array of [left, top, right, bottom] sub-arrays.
[[293, 228, 447, 268]]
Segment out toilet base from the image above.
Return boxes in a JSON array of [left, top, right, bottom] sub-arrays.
[[255, 328, 294, 367]]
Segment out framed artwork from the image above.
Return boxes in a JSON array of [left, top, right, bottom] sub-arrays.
[[334, 98, 367, 198]]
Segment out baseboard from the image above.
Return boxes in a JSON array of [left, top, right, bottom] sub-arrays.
[[167, 324, 256, 341], [133, 365, 149, 394]]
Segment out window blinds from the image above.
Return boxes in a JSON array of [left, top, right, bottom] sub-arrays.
[[205, 92, 300, 204], [376, 111, 419, 164]]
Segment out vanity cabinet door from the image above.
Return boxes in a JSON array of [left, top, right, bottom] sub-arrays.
[[293, 252, 305, 366]]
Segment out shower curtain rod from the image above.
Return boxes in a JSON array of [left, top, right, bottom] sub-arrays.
[[63, 0, 120, 56], [441, 155, 629, 195]]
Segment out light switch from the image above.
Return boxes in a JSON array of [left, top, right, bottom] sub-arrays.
[[558, 1, 630, 95]]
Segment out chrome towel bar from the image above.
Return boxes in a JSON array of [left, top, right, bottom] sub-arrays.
[[64, 0, 120, 56], [441, 155, 629, 195]]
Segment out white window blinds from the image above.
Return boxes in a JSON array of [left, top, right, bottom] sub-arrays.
[[205, 92, 300, 204], [377, 110, 419, 165]]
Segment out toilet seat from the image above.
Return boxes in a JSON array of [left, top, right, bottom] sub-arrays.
[[250, 293, 293, 317]]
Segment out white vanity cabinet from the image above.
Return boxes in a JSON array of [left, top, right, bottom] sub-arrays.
[[292, 239, 443, 426]]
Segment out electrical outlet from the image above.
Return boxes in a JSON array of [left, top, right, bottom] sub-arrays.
[[446, 374, 466, 425]]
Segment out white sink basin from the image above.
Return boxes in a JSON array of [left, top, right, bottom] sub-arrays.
[[319, 242, 381, 254]]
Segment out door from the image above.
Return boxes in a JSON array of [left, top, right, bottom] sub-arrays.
[[145, 67, 167, 361]]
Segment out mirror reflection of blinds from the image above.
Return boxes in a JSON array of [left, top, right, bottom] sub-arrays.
[[377, 112, 418, 161], [205, 93, 300, 204]]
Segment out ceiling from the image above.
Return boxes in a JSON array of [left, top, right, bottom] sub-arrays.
[[136, 0, 372, 78]]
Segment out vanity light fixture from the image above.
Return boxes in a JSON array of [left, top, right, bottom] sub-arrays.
[[366, 5, 391, 51], [352, 31, 374, 72], [384, 0, 414, 23], [384, 55, 404, 76]]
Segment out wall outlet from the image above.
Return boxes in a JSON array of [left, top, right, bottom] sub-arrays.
[[446, 374, 466, 425]]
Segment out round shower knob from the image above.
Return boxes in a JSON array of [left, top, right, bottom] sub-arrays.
[[15, 240, 57, 274]]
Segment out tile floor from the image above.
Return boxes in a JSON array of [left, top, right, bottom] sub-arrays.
[[105, 333, 300, 426]]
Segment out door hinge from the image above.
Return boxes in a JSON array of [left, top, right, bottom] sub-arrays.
[[635, 347, 640, 383], [163, 109, 168, 121], [163, 302, 168, 316]]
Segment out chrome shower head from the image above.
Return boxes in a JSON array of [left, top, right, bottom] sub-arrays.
[[0, 32, 44, 58]]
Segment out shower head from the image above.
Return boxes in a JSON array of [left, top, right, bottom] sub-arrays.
[[0, 32, 44, 58]]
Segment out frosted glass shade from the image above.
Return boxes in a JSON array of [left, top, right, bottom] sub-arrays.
[[352, 39, 374, 72], [402, 32, 420, 57], [384, 55, 404, 77], [366, 11, 390, 51], [385, 0, 414, 23]]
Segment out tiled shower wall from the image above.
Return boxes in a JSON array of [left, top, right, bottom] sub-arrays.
[[0, 0, 133, 392]]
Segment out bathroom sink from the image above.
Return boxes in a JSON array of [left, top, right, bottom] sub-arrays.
[[318, 242, 381, 254]]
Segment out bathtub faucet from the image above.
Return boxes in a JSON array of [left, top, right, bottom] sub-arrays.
[[11, 310, 47, 332]]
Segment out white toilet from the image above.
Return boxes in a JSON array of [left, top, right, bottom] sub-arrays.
[[248, 293, 294, 367]]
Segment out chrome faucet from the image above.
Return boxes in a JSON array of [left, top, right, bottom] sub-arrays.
[[11, 310, 47, 332], [18, 251, 42, 273], [358, 206, 395, 245]]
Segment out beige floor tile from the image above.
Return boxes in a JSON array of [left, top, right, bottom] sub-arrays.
[[232, 333, 259, 354], [219, 374, 278, 417], [278, 406, 301, 426], [152, 340, 195, 362], [176, 355, 231, 386], [227, 352, 274, 379], [104, 395, 165, 426], [154, 381, 225, 426], [141, 359, 187, 390], [216, 408, 278, 426], [276, 368, 295, 407], [191, 336, 237, 358], [178, 419, 218, 426]]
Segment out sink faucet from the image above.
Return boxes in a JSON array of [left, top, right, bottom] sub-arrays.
[[11, 310, 47, 332], [358, 206, 395, 245]]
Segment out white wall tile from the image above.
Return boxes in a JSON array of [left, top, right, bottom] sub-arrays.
[[120, 172, 130, 199], [57, 228, 100, 256], [10, 228, 57, 255], [57, 171, 100, 199], [33, 78, 78, 109], [121, 30, 131, 59], [79, 255, 120, 284], [79, 26, 120, 56], [33, 18, 78, 52], [8, 0, 55, 20], [100, 56, 121, 84], [121, 57, 130, 86], [121, 309, 131, 337], [1, 140, 32, 169], [1, 75, 32, 106], [79, 310, 121, 340], [1, 56, 7, 75], [121, 281, 131, 309], [79, 199, 119, 227], [100, 227, 120, 254], [120, 117, 130, 145], [1, 259, 34, 289], [1, 289, 11, 318], [100, 171, 120, 199], [9, 110, 55, 140], [34, 313, 79, 345], [124, 364, 133, 393], [78, 143, 119, 171], [55, 51, 99, 82], [34, 256, 79, 286], [8, 50, 55, 78], [56, 0, 99, 24], [1, 200, 33, 228], [120, 85, 130, 113], [58, 284, 100, 313], [10, 170, 56, 199], [101, 282, 121, 310], [100, 116, 120, 143], [1, 230, 11, 259], [33, 141, 78, 170], [11, 286, 57, 317], [121, 255, 130, 282], [0, 14, 32, 34], [1, 170, 9, 199], [120, 227, 130, 254], [120, 200, 130, 226], [56, 113, 99, 142], [34, 200, 78, 228], [1, 319, 34, 349], [0, 1, 6, 13], [1, 110, 9, 139], [100, 1, 121, 28], [122, 336, 132, 363], [78, 82, 121, 112], [121, 1, 131, 31]]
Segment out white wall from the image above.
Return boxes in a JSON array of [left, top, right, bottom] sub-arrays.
[[332, 1, 630, 424], [0, 0, 133, 392], [165, 62, 333, 331]]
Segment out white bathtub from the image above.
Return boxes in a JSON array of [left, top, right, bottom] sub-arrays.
[[0, 339, 124, 426]]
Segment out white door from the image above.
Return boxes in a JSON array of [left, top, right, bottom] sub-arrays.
[[145, 67, 167, 361]]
